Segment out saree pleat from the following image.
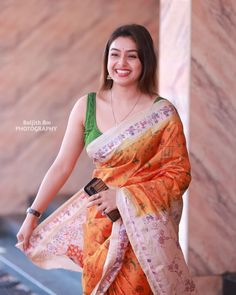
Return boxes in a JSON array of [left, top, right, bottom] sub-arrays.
[[16, 99, 197, 294], [107, 245, 153, 295]]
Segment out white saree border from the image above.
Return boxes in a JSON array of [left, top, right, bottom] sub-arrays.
[[86, 99, 176, 162], [116, 189, 197, 295], [16, 189, 88, 272]]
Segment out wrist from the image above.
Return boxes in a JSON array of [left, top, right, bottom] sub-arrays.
[[26, 207, 42, 219]]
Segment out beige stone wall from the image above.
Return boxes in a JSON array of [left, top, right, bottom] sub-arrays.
[[0, 0, 158, 215], [158, 1, 236, 294], [189, 0, 236, 293], [1, 1, 236, 294]]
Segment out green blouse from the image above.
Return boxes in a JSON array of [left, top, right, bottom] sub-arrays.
[[84, 92, 163, 147]]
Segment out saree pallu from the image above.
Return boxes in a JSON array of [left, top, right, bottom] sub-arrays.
[[17, 99, 197, 294]]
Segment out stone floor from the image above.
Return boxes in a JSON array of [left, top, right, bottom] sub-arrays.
[[0, 215, 82, 295], [0, 268, 34, 295]]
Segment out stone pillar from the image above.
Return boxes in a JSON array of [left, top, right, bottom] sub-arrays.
[[188, 1, 236, 294], [158, 0, 191, 259], [159, 1, 236, 294]]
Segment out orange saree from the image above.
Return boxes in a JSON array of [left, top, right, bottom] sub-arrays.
[[17, 99, 197, 294]]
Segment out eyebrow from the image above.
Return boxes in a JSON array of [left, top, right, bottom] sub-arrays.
[[110, 48, 138, 53]]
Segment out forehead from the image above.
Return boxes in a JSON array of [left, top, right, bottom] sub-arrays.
[[109, 36, 137, 51]]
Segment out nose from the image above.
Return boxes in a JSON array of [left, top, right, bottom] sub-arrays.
[[117, 54, 127, 66]]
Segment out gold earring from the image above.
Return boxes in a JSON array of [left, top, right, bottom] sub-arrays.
[[107, 74, 112, 80]]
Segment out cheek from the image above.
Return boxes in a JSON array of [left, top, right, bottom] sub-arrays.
[[107, 59, 114, 72]]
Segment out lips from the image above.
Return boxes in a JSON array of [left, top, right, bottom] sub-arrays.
[[115, 69, 131, 77]]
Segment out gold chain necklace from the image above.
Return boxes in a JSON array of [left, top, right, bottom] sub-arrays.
[[110, 89, 141, 125]]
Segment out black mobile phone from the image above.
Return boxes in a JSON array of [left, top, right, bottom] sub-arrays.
[[84, 177, 121, 222]]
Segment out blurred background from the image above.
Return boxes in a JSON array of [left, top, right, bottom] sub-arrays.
[[0, 0, 235, 294]]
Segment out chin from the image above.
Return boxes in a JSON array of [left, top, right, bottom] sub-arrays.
[[112, 78, 138, 87]]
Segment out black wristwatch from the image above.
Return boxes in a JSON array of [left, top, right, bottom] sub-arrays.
[[26, 207, 42, 218]]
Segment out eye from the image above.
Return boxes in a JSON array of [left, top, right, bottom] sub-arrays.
[[110, 53, 119, 57], [128, 55, 138, 59]]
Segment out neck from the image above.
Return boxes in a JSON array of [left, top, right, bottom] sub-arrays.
[[110, 84, 142, 125], [111, 84, 141, 102]]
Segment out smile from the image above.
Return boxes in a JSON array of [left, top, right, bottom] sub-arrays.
[[115, 69, 131, 76]]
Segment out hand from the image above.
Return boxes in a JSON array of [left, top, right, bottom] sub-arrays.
[[16, 214, 38, 251], [86, 189, 117, 214]]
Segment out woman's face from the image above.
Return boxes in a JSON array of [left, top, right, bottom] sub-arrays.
[[107, 37, 142, 87]]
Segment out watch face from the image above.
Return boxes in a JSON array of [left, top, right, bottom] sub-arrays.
[[27, 207, 41, 218]]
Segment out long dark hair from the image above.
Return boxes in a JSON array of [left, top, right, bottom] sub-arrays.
[[99, 24, 158, 95]]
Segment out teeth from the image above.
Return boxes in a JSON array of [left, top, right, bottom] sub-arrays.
[[116, 70, 130, 74]]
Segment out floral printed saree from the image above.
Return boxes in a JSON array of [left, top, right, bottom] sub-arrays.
[[17, 98, 197, 294]]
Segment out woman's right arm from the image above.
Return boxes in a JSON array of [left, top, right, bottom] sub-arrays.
[[16, 95, 88, 250]]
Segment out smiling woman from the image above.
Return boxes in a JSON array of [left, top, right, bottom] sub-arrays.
[[16, 24, 197, 295], [107, 37, 142, 86], [100, 24, 157, 95]]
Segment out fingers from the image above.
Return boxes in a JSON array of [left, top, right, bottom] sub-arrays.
[[16, 233, 30, 251], [86, 190, 117, 215], [23, 237, 30, 251], [86, 194, 108, 213], [97, 203, 107, 213], [16, 234, 26, 251], [16, 233, 24, 242], [86, 194, 102, 208]]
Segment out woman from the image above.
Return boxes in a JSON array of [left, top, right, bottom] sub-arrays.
[[16, 24, 197, 294]]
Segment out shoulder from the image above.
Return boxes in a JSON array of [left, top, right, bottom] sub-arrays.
[[155, 97, 183, 123], [73, 93, 89, 110], [69, 93, 91, 126], [155, 96, 176, 111]]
